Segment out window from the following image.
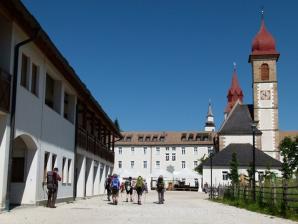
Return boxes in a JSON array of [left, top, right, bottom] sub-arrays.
[[130, 161, 134, 169], [52, 154, 57, 170], [118, 161, 122, 169], [138, 136, 143, 142], [67, 159, 72, 184], [131, 147, 135, 155], [182, 161, 186, 169], [63, 92, 75, 123], [166, 147, 169, 151], [156, 147, 160, 155], [222, 171, 229, 181], [145, 136, 151, 142], [188, 134, 194, 141], [156, 161, 160, 169], [261, 63, 269, 81], [166, 153, 169, 161], [152, 136, 158, 142], [143, 147, 147, 155], [21, 54, 29, 88], [118, 147, 122, 155], [45, 74, 55, 109], [172, 147, 176, 151], [172, 153, 176, 161], [182, 147, 186, 155], [160, 136, 165, 142], [31, 63, 38, 96], [194, 147, 198, 155], [194, 161, 198, 168], [196, 135, 201, 141], [181, 133, 186, 141], [208, 146, 213, 155], [62, 157, 67, 183], [258, 171, 264, 182], [143, 161, 147, 169], [126, 136, 132, 142], [43, 152, 50, 182]]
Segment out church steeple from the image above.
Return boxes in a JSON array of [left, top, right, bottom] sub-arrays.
[[224, 63, 244, 117], [204, 100, 215, 132]]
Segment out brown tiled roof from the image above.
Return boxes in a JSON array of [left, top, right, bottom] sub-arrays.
[[279, 131, 298, 143], [115, 131, 216, 146]]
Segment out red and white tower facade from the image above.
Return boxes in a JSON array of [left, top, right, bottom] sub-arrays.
[[224, 64, 244, 119], [249, 14, 280, 159]]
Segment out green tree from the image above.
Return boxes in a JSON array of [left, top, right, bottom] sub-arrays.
[[194, 155, 208, 175], [229, 152, 239, 187], [114, 118, 121, 132], [279, 136, 298, 180]]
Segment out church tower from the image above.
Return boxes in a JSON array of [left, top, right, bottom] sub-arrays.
[[204, 101, 215, 132], [224, 63, 244, 119], [249, 14, 280, 159]]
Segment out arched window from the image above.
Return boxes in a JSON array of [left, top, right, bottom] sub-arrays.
[[261, 63, 269, 80]]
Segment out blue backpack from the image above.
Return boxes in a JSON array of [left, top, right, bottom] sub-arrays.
[[111, 177, 119, 190]]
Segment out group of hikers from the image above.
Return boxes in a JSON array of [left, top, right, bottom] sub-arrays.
[[105, 174, 166, 205], [45, 168, 166, 208]]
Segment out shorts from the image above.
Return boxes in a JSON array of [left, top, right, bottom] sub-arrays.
[[136, 187, 143, 195], [112, 187, 119, 197], [126, 189, 133, 195]]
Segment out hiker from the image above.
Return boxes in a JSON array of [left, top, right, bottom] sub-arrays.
[[135, 176, 145, 205], [46, 167, 61, 208], [111, 174, 120, 205], [156, 175, 165, 204], [105, 175, 112, 201], [125, 177, 133, 202]]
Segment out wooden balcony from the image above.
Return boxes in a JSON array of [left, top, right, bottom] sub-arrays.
[[0, 69, 11, 113], [77, 127, 114, 163]]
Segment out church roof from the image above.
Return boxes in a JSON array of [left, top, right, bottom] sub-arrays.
[[219, 102, 261, 135], [225, 66, 244, 113], [202, 143, 282, 168], [116, 131, 216, 146], [251, 17, 279, 56]]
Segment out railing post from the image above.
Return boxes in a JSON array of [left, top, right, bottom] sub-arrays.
[[281, 179, 288, 217]]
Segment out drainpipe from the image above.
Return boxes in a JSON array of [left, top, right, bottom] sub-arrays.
[[73, 102, 79, 200], [5, 31, 39, 210]]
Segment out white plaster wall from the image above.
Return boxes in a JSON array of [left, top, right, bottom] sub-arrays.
[[221, 135, 253, 149], [202, 166, 282, 187], [0, 115, 10, 209], [114, 145, 210, 186], [10, 24, 77, 204]]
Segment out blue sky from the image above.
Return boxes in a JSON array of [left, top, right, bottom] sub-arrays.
[[22, 0, 298, 131]]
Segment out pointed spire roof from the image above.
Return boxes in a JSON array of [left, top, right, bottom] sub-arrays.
[[251, 10, 279, 57], [207, 99, 213, 117], [225, 63, 244, 114]]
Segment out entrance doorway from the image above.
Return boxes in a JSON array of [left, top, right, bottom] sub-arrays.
[[10, 134, 37, 205]]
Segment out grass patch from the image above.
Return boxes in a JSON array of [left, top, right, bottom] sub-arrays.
[[212, 198, 298, 222]]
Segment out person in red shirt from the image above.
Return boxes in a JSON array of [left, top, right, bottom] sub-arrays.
[[47, 167, 61, 208]]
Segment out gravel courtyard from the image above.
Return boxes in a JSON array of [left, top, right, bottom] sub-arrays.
[[0, 191, 296, 224]]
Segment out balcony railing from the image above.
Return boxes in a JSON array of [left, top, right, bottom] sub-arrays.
[[0, 69, 11, 113], [77, 127, 114, 163]]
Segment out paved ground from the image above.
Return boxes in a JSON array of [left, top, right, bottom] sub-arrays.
[[0, 191, 296, 224]]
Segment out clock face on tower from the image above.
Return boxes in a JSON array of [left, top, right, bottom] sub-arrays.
[[260, 90, 271, 100]]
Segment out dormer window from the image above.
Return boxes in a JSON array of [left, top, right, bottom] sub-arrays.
[[145, 136, 151, 142], [188, 134, 194, 141], [181, 133, 187, 141], [160, 136, 165, 142], [196, 135, 201, 141], [138, 136, 144, 142], [126, 136, 132, 142], [152, 136, 158, 142]]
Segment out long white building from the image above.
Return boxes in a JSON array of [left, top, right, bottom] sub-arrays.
[[0, 1, 120, 210]]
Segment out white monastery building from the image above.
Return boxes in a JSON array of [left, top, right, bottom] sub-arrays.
[[114, 104, 216, 189], [0, 1, 121, 210]]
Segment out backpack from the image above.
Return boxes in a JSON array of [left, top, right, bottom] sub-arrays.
[[136, 177, 144, 189], [47, 171, 56, 191], [125, 180, 132, 191], [157, 178, 164, 191], [105, 177, 112, 189], [111, 177, 119, 190]]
